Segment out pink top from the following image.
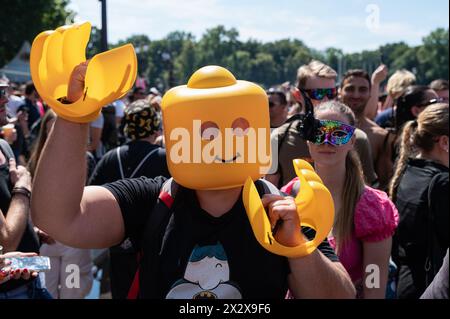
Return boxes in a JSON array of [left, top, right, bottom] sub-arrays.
[[282, 179, 399, 283]]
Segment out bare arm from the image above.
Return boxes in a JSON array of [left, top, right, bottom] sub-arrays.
[[31, 63, 125, 249], [31, 117, 125, 249], [0, 197, 29, 252], [0, 159, 32, 252], [362, 237, 392, 299], [365, 65, 388, 120], [354, 130, 378, 186], [288, 251, 356, 299], [261, 194, 356, 299]]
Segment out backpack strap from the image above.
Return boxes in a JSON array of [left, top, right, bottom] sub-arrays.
[[126, 251, 143, 299], [127, 178, 178, 299], [255, 178, 282, 196], [116, 146, 160, 179]]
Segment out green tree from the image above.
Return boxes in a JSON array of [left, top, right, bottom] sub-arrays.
[[116, 34, 152, 79], [262, 39, 314, 84], [225, 50, 252, 80], [390, 47, 420, 80], [284, 47, 315, 84], [324, 48, 344, 73], [174, 40, 197, 83], [250, 53, 277, 87], [378, 42, 410, 67], [0, 0, 72, 66], [197, 25, 240, 67], [417, 28, 449, 83]]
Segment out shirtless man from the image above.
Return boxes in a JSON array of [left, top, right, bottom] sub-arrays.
[[267, 61, 377, 188], [340, 70, 394, 190]]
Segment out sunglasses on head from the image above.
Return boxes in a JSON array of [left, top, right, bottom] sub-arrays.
[[313, 120, 355, 146], [303, 87, 337, 101], [417, 97, 444, 108]]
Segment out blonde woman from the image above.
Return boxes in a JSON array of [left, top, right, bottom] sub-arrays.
[[282, 101, 398, 298]]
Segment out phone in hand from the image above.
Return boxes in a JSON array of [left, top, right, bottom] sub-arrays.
[[5, 256, 51, 272]]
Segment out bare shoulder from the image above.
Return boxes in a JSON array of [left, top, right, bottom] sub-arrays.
[[362, 119, 388, 146], [366, 118, 387, 135]]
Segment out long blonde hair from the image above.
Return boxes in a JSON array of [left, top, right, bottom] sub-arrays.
[[315, 102, 366, 250], [389, 103, 449, 202]]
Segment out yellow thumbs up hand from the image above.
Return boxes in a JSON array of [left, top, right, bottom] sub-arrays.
[[242, 159, 334, 258], [30, 22, 137, 123]]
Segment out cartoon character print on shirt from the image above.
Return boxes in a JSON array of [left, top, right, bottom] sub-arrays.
[[166, 242, 242, 299]]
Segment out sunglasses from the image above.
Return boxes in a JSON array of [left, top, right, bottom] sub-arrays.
[[313, 120, 355, 146], [417, 97, 444, 108], [269, 101, 281, 108], [303, 88, 337, 101]]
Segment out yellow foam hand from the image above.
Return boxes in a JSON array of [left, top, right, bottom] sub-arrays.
[[30, 22, 137, 123], [242, 159, 334, 258]]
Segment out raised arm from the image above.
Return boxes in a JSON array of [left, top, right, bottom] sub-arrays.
[[31, 64, 125, 249], [365, 65, 388, 120]]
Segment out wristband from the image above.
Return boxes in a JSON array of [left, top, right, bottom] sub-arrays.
[[12, 186, 31, 199], [57, 97, 73, 104]]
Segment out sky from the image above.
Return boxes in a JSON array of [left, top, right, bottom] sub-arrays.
[[68, 0, 449, 53]]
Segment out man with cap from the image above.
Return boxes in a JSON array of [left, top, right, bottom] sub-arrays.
[[88, 98, 170, 299]]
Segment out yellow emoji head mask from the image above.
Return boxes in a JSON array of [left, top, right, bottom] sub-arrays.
[[161, 65, 271, 190], [30, 22, 137, 123]]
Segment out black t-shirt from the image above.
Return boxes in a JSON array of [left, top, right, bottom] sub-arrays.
[[89, 140, 170, 186], [393, 158, 449, 299], [0, 139, 40, 293], [89, 141, 170, 299], [104, 177, 339, 299], [11, 124, 29, 161]]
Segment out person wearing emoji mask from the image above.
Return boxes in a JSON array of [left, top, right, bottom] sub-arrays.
[[30, 23, 354, 299]]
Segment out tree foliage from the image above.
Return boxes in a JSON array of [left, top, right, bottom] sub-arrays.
[[0, 0, 72, 66], [114, 26, 448, 91], [1, 3, 447, 90]]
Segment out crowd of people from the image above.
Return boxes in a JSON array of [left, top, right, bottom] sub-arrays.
[[0, 57, 448, 299]]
